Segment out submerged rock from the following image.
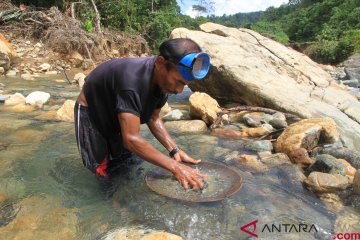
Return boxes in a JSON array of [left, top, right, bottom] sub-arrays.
[[305, 172, 350, 193], [317, 146, 360, 169], [306, 154, 347, 176], [164, 120, 208, 133], [103, 228, 183, 240]]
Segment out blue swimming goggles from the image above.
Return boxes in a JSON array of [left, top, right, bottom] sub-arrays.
[[177, 52, 210, 81]]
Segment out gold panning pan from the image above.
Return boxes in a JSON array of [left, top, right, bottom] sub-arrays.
[[145, 162, 243, 203]]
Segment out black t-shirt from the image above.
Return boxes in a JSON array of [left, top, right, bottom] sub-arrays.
[[83, 56, 168, 140]]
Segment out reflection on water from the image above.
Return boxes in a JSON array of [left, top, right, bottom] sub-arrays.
[[0, 76, 358, 240]]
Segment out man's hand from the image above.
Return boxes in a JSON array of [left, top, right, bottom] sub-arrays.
[[171, 162, 207, 191], [173, 150, 201, 164]]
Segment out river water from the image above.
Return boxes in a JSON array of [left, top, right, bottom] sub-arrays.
[[0, 76, 358, 240]]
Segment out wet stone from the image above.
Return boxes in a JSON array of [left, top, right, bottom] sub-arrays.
[[259, 152, 291, 167], [354, 170, 360, 195], [247, 140, 273, 153], [305, 172, 350, 193], [261, 113, 273, 123], [306, 154, 347, 176], [289, 148, 314, 168], [269, 118, 288, 129], [0, 203, 19, 228], [243, 112, 263, 127], [317, 146, 360, 169]]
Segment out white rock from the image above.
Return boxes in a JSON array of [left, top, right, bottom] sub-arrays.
[[5, 70, 16, 76], [25, 91, 50, 107], [74, 72, 86, 89], [0, 67, 4, 74], [39, 63, 51, 72], [163, 109, 188, 121]]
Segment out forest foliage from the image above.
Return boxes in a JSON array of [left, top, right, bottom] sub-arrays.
[[9, 0, 360, 63], [211, 0, 360, 64]]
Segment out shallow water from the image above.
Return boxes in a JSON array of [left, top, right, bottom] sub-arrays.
[[0, 76, 359, 240]]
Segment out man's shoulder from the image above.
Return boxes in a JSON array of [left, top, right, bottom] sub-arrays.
[[107, 56, 156, 67]]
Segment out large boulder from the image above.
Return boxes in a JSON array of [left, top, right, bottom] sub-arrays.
[[189, 92, 221, 125], [274, 118, 339, 155], [170, 23, 360, 151]]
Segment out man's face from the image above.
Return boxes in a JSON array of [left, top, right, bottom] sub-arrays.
[[163, 66, 189, 94], [156, 57, 190, 94]]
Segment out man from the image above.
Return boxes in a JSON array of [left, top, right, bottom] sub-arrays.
[[74, 38, 210, 191]]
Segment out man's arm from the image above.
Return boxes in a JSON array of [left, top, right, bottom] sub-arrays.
[[118, 112, 205, 190], [147, 108, 201, 164]]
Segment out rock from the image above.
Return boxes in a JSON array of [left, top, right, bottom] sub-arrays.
[[259, 152, 291, 167], [45, 70, 58, 75], [5, 70, 16, 76], [170, 23, 360, 151], [0, 95, 10, 103], [243, 112, 263, 127], [274, 118, 339, 155], [354, 170, 360, 195], [210, 128, 243, 139], [228, 111, 246, 123], [162, 109, 189, 121], [7, 104, 36, 113], [241, 125, 272, 138], [272, 112, 286, 121], [269, 118, 288, 129], [306, 154, 347, 176], [305, 172, 350, 193], [4, 93, 25, 106], [164, 120, 208, 133], [288, 148, 314, 168], [103, 228, 183, 240], [25, 91, 50, 107], [74, 72, 86, 89], [341, 79, 359, 88], [189, 92, 221, 125], [247, 140, 273, 152], [337, 159, 356, 177], [0, 67, 4, 74], [35, 110, 58, 121], [344, 53, 360, 81], [224, 151, 240, 161], [68, 51, 84, 67], [0, 196, 78, 239], [159, 102, 171, 118], [56, 100, 75, 122], [261, 113, 273, 123], [317, 146, 360, 169], [238, 154, 268, 172], [221, 113, 230, 124], [39, 63, 51, 72], [338, 101, 360, 124], [20, 73, 35, 80]]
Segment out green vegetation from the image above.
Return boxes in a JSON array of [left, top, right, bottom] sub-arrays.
[[210, 0, 360, 64], [9, 0, 360, 63]]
